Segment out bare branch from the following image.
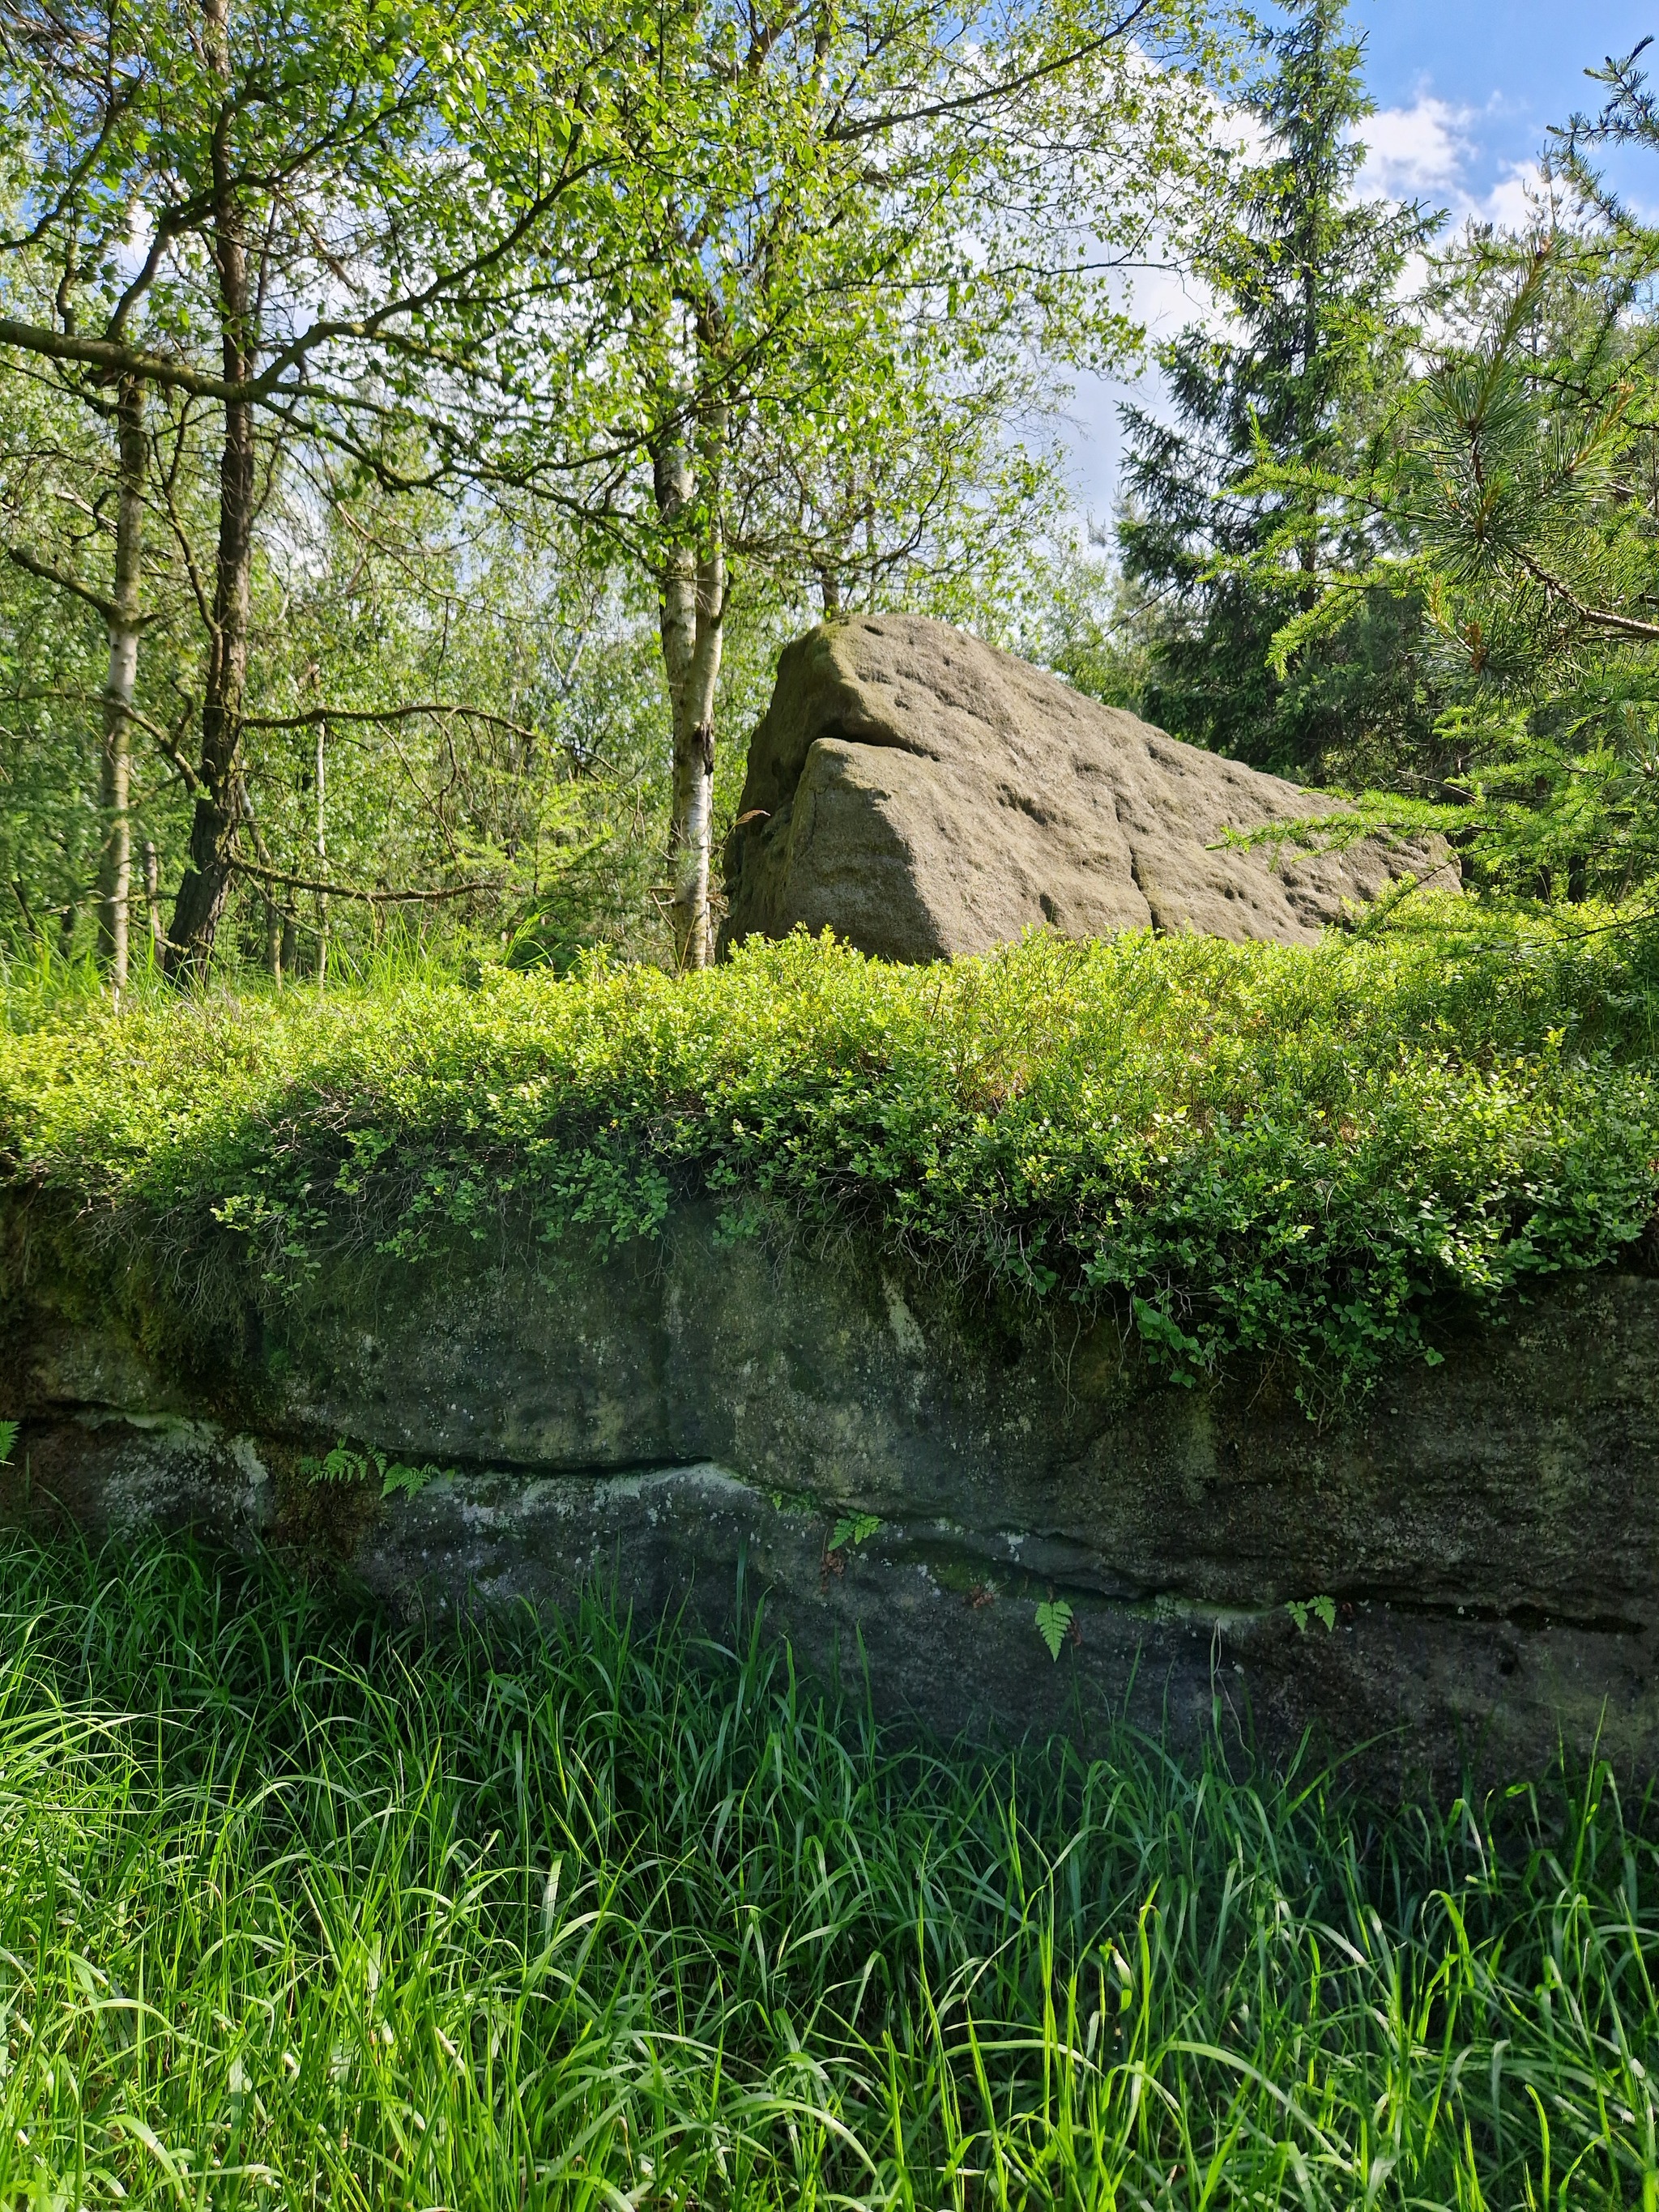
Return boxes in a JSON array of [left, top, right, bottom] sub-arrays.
[[4, 540, 122, 623], [825, 0, 1158, 143], [241, 700, 542, 739], [1516, 548, 1659, 641], [229, 853, 502, 905]]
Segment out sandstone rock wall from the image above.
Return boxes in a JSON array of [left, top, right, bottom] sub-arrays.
[[6, 1205, 1657, 1789]]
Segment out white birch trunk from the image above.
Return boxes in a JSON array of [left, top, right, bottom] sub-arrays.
[[142, 841, 164, 962], [655, 433, 725, 970], [314, 722, 328, 987], [98, 375, 144, 991]]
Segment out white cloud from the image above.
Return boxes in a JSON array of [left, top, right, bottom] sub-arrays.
[[1479, 160, 1547, 231], [1358, 97, 1557, 236], [1060, 84, 1570, 522], [1358, 94, 1474, 200]]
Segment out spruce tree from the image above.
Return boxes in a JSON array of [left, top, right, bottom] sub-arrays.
[[1118, 0, 1438, 778]]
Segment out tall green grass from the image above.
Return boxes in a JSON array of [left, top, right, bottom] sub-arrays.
[[2, 1532, 1655, 2208]]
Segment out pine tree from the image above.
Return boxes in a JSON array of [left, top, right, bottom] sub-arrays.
[[1117, 0, 1439, 778]]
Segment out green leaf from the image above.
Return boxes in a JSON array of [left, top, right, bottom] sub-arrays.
[[830, 1513, 881, 1552], [1034, 1597, 1073, 1661], [304, 1439, 373, 1486], [1129, 1296, 1205, 1380], [0, 1420, 15, 1468], [1287, 1596, 1336, 1634], [382, 1460, 450, 1502]]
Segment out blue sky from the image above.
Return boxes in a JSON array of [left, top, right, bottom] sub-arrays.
[[1066, 2, 1659, 515], [1354, 0, 1654, 223]]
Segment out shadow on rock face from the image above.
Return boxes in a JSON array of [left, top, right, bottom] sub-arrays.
[[9, 1206, 1659, 1799]]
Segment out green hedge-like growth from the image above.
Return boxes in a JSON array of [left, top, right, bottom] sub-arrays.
[[4, 901, 1658, 1401]]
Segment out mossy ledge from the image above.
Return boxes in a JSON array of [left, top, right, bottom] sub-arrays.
[[8, 1191, 1659, 1786], [5, 910, 1659, 1402], [7, 914, 1659, 1784]]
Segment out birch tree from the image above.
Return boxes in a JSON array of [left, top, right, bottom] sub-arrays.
[[0, 0, 646, 974], [98, 374, 144, 981], [0, 179, 165, 989], [0, 370, 150, 984], [576, 0, 1222, 966]]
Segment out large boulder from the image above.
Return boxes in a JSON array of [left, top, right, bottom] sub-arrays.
[[719, 614, 1456, 960]]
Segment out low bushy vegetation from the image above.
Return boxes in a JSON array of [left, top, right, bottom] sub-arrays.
[[1, 1531, 1654, 2208], [5, 902, 1659, 1399]]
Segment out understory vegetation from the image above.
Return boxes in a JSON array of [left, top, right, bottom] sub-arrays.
[[5, 901, 1659, 1399], [8, 5, 1659, 2205], [2, 1532, 1654, 2210], [11, 0, 1659, 979]]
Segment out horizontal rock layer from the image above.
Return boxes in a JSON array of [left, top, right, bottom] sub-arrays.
[[6, 1204, 1657, 1788]]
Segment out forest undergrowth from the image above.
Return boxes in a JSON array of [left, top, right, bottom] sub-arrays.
[[4, 901, 1659, 1401], [0, 1531, 1654, 2210]]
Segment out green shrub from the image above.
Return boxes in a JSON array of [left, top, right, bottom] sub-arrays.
[[4, 900, 1658, 1400]]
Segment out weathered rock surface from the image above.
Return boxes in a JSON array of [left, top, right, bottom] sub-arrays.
[[6, 1207, 1658, 1790], [720, 614, 1457, 961]]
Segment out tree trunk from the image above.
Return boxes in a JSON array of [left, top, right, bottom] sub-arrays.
[[142, 841, 164, 962], [167, 0, 255, 978], [1297, 246, 1320, 611], [314, 722, 329, 987], [97, 374, 144, 991], [655, 433, 725, 971]]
